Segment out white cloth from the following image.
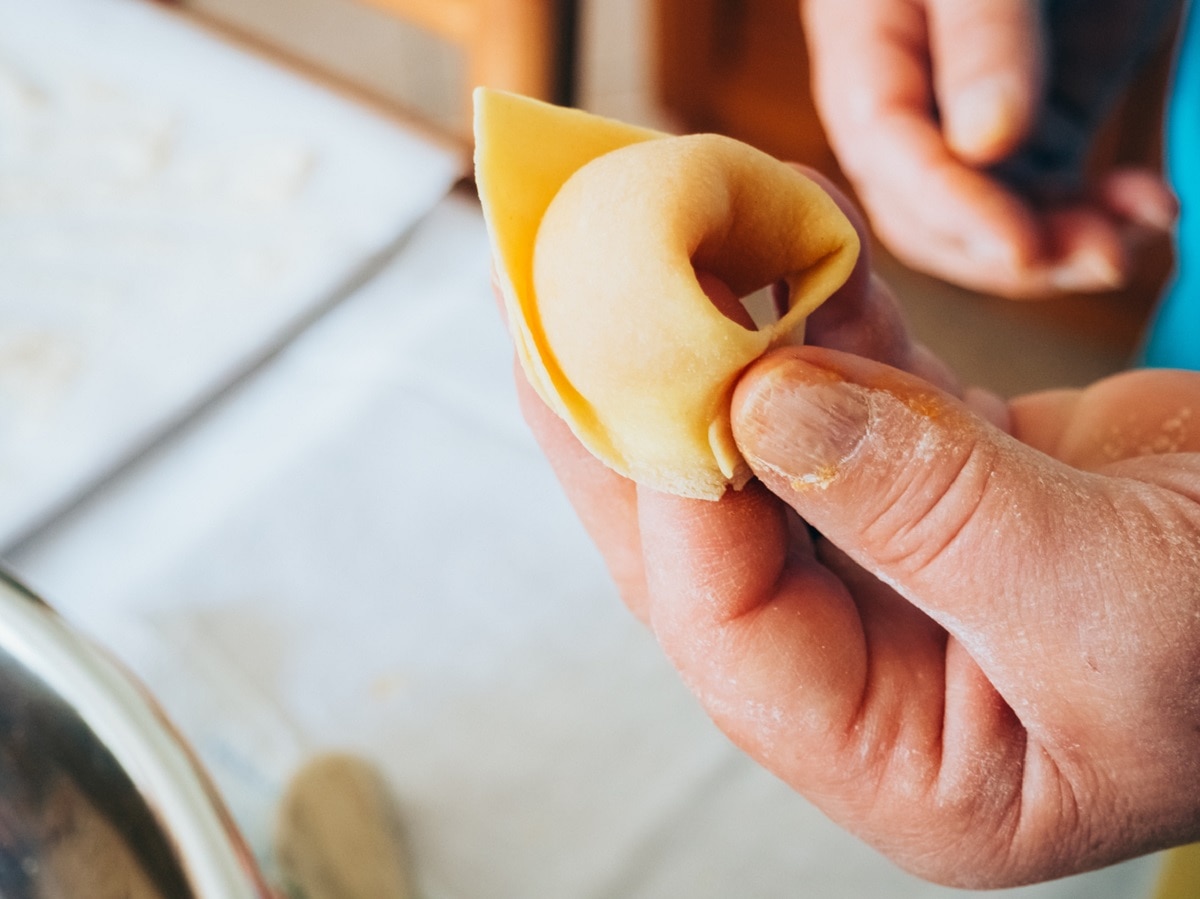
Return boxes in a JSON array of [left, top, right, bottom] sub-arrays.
[[0, 0, 461, 547]]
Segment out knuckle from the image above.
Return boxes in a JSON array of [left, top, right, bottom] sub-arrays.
[[860, 435, 997, 580]]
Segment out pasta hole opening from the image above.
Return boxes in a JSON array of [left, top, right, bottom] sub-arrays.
[[742, 280, 790, 329], [696, 270, 789, 331]]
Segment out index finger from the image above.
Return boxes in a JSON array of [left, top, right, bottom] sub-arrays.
[[796, 165, 961, 394]]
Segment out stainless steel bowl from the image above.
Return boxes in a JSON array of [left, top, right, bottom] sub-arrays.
[[0, 568, 274, 898]]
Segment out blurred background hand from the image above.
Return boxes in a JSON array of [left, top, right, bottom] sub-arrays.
[[802, 0, 1181, 297]]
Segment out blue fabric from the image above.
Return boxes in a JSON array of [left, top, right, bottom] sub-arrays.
[[1142, 1, 1200, 370]]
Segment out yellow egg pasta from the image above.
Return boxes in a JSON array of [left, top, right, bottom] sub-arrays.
[[474, 88, 859, 500]]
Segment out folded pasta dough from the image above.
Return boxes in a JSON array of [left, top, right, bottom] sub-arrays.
[[474, 88, 859, 500]]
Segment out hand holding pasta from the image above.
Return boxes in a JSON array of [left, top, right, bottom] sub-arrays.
[[478, 89, 1200, 888], [475, 89, 858, 498]]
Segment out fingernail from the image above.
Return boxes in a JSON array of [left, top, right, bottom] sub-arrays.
[[1132, 192, 1179, 233], [1050, 252, 1124, 292], [947, 78, 1019, 160], [735, 358, 870, 489]]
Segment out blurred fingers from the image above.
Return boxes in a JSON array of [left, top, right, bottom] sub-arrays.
[[926, 0, 1045, 163]]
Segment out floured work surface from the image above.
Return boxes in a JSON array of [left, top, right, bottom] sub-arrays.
[[0, 0, 461, 548]]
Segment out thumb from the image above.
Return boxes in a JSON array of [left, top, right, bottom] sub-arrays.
[[729, 347, 1116, 660], [927, 0, 1044, 165]]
